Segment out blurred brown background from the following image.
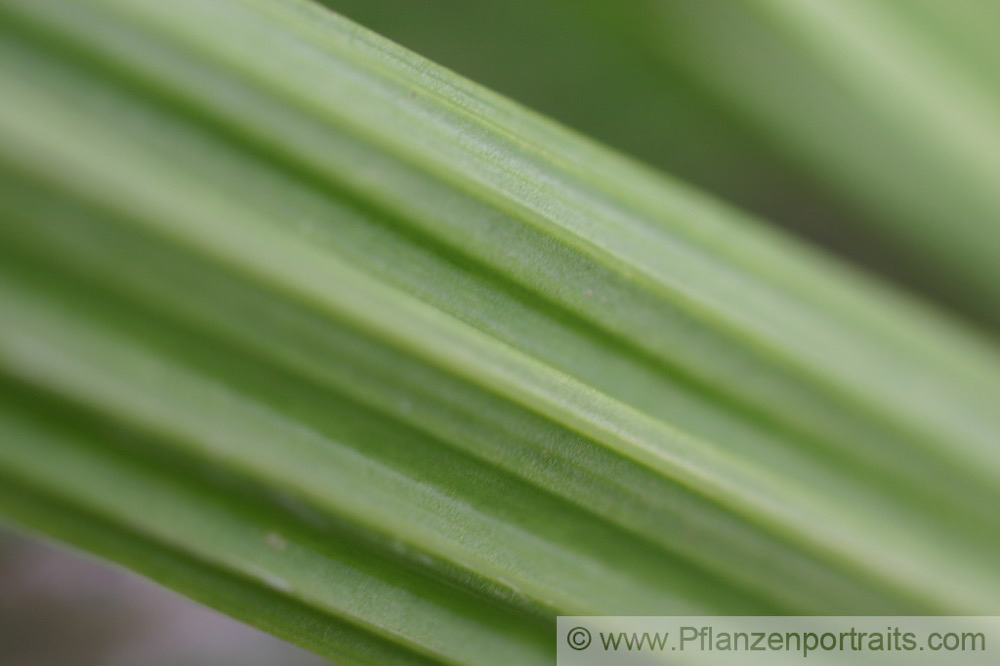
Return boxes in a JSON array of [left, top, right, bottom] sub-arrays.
[[0, 527, 332, 666]]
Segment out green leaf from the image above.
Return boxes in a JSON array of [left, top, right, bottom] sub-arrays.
[[1, 0, 999, 664], [319, 0, 1000, 327]]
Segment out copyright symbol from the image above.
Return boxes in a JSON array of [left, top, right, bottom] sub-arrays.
[[567, 626, 592, 650]]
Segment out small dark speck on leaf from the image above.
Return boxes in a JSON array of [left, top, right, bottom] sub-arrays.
[[265, 532, 288, 551]]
